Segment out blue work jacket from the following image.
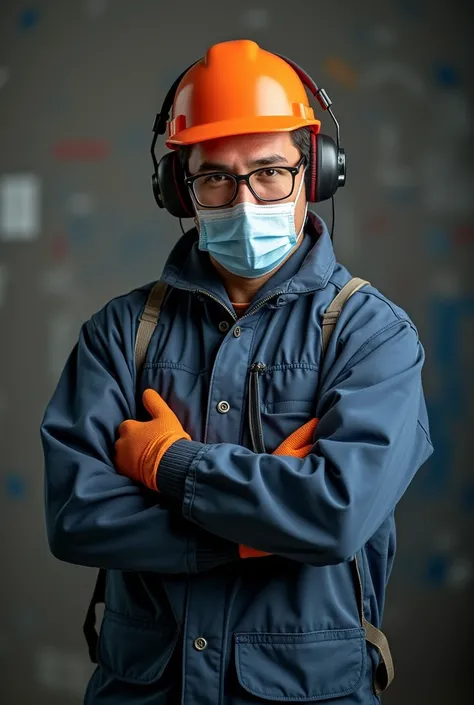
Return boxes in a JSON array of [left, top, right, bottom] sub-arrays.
[[41, 212, 433, 704]]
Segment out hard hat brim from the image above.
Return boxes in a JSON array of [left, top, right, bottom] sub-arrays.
[[165, 115, 321, 148]]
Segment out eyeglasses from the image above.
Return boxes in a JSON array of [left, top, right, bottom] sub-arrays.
[[184, 156, 306, 209]]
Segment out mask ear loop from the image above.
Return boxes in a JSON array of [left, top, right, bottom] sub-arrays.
[[294, 164, 307, 205], [296, 203, 309, 240], [293, 165, 308, 242]]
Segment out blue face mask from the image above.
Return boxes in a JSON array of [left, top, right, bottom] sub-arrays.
[[196, 171, 307, 279]]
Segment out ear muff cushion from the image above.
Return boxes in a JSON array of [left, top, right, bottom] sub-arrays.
[[157, 152, 194, 218], [316, 134, 339, 203], [306, 131, 318, 203]]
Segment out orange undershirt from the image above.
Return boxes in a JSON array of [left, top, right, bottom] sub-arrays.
[[232, 302, 249, 317]]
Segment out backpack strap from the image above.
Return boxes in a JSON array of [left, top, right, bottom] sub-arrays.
[[321, 277, 394, 695], [352, 558, 395, 695], [135, 281, 168, 375], [321, 277, 370, 356], [83, 281, 169, 663]]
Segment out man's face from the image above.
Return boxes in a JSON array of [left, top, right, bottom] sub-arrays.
[[187, 131, 307, 235]]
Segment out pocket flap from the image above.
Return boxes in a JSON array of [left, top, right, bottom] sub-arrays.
[[98, 608, 179, 685], [235, 628, 366, 701]]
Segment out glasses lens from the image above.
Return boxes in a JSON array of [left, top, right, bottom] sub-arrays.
[[193, 174, 236, 207], [249, 168, 294, 201]]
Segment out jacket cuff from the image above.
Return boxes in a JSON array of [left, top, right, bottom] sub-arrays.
[[158, 439, 203, 500], [196, 537, 240, 572]]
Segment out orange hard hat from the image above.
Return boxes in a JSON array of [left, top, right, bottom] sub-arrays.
[[165, 40, 321, 148]]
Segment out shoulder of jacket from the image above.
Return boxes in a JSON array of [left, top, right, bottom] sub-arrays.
[[326, 264, 417, 331], [88, 281, 158, 332]]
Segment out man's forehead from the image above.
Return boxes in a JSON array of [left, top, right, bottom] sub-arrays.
[[188, 132, 298, 170], [196, 132, 292, 155]]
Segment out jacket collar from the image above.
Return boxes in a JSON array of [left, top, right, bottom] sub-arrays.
[[161, 211, 336, 309]]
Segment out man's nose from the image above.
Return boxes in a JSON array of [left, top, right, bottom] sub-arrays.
[[232, 180, 259, 205]]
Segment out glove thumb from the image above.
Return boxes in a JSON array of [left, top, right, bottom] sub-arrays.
[[142, 388, 167, 419]]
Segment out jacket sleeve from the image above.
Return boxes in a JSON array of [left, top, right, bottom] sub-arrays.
[[158, 317, 434, 566], [41, 309, 238, 574]]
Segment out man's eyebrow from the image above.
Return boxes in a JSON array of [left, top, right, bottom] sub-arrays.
[[195, 153, 289, 173]]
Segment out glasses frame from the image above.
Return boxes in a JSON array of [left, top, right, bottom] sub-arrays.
[[184, 155, 306, 209]]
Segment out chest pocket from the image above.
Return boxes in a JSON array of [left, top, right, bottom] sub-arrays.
[[252, 364, 319, 453]]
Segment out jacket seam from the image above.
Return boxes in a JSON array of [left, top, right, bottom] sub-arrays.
[[326, 277, 407, 324], [183, 444, 212, 522], [334, 320, 412, 381], [263, 399, 314, 407], [262, 362, 319, 372], [143, 361, 209, 375], [282, 253, 336, 296]]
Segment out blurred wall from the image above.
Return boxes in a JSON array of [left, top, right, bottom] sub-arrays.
[[0, 1, 473, 703]]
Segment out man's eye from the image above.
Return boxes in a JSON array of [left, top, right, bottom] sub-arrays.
[[204, 174, 230, 184], [258, 168, 286, 178]]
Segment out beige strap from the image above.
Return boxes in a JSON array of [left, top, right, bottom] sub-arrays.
[[322, 278, 393, 694], [321, 277, 370, 356], [134, 281, 168, 376], [352, 557, 395, 695]]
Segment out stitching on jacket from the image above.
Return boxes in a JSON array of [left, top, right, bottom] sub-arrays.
[[285, 253, 336, 295], [236, 628, 365, 642], [143, 361, 209, 375], [326, 277, 410, 325], [334, 320, 411, 381], [262, 363, 319, 372], [185, 444, 211, 521]]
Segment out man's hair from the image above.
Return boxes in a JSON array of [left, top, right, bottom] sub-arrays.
[[177, 126, 312, 174]]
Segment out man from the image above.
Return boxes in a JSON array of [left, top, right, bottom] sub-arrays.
[[41, 40, 433, 704]]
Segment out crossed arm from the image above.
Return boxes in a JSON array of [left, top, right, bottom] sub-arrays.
[[41, 312, 433, 573]]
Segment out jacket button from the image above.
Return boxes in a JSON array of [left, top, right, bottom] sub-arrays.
[[219, 321, 230, 332], [217, 400, 230, 414], [233, 326, 241, 338], [193, 637, 208, 651]]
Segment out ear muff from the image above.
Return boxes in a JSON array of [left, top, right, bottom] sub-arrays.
[[305, 132, 347, 204], [154, 152, 194, 219]]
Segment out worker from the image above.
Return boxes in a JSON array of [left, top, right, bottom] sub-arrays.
[[41, 39, 433, 704]]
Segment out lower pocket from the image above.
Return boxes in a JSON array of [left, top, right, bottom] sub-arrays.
[[92, 607, 180, 702], [234, 628, 366, 701]]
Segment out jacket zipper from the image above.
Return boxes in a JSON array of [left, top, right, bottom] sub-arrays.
[[238, 291, 285, 322], [195, 289, 237, 322], [194, 288, 286, 322], [248, 361, 267, 453]]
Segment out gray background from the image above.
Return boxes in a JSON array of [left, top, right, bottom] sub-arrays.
[[0, 0, 473, 703]]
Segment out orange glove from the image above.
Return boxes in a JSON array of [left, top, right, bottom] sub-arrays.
[[273, 417, 319, 458], [239, 417, 319, 559], [115, 389, 191, 491]]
